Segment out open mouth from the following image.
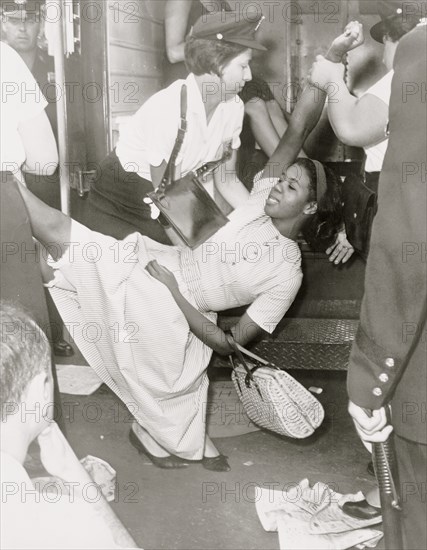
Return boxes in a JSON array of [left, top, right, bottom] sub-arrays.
[[266, 194, 280, 205]]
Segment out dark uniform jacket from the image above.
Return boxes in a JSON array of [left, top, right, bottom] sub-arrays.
[[32, 47, 57, 138], [347, 23, 427, 445]]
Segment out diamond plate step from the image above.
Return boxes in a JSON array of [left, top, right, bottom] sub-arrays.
[[210, 342, 352, 371], [213, 318, 359, 371]]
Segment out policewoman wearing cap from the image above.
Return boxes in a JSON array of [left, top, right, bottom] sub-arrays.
[[85, 10, 266, 244], [310, 1, 421, 204], [163, 0, 233, 87]]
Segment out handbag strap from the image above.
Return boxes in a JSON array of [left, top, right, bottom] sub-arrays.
[[161, 84, 188, 187], [159, 83, 232, 190], [225, 333, 276, 398]]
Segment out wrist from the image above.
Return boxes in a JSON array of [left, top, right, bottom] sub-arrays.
[[326, 52, 343, 63]]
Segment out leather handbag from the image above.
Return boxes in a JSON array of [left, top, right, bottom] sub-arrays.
[[226, 335, 324, 439], [341, 171, 378, 261], [146, 84, 230, 249]]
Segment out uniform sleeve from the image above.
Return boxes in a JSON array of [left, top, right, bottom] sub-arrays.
[[363, 70, 393, 107], [347, 30, 427, 412], [117, 86, 181, 170], [1, 43, 47, 124], [246, 271, 302, 333]]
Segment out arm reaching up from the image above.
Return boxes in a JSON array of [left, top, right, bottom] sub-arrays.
[[262, 21, 364, 179]]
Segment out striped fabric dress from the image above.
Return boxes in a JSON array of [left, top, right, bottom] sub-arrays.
[[49, 178, 302, 459]]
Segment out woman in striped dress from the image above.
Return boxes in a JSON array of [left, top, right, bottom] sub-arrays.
[[17, 24, 362, 473]]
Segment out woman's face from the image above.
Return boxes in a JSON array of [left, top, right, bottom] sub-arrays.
[[220, 49, 253, 99], [264, 163, 314, 221]]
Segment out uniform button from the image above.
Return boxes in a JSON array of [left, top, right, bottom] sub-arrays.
[[385, 357, 395, 368], [379, 373, 389, 383], [373, 387, 383, 397]]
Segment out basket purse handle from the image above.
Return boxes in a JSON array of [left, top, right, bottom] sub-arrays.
[[225, 332, 278, 398]]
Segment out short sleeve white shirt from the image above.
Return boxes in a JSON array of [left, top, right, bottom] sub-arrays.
[[0, 42, 48, 180], [362, 70, 393, 173], [116, 73, 244, 182]]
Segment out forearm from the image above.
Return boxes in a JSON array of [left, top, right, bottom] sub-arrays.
[[264, 84, 326, 178], [170, 287, 232, 355], [17, 182, 71, 257], [164, 0, 191, 64], [267, 101, 288, 141], [166, 43, 185, 64], [325, 82, 361, 143], [245, 99, 281, 158]]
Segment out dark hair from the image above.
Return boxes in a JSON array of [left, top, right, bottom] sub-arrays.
[[295, 158, 343, 252], [384, 14, 420, 41], [0, 301, 50, 421], [184, 36, 249, 76]]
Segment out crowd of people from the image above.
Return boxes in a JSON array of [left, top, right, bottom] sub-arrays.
[[0, 1, 425, 549]]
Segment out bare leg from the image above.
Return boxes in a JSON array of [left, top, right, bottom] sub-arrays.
[[17, 180, 71, 259]]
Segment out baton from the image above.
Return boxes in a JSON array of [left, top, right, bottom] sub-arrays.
[[372, 436, 403, 550]]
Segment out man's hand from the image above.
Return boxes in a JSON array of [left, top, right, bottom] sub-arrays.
[[348, 401, 394, 452], [327, 21, 364, 62], [145, 260, 180, 292], [37, 422, 92, 483], [308, 55, 345, 91], [326, 229, 355, 264]]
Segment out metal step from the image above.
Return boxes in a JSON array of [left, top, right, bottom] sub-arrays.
[[211, 342, 352, 371], [214, 317, 359, 371]]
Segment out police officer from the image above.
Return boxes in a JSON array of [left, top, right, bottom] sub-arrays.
[[347, 3, 427, 548], [1, 0, 73, 357]]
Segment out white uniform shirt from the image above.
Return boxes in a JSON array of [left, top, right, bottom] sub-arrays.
[[116, 73, 244, 184], [362, 70, 393, 173], [0, 42, 48, 182]]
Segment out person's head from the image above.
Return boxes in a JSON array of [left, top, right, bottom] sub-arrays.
[[1, 0, 43, 53], [264, 158, 343, 251], [0, 301, 52, 436], [370, 1, 423, 70], [185, 9, 266, 99]]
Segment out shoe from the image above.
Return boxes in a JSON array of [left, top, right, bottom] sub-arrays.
[[202, 454, 231, 472], [367, 460, 375, 476], [53, 339, 74, 357], [128, 430, 188, 469], [341, 499, 381, 520]]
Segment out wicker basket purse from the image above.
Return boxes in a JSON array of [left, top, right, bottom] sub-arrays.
[[227, 336, 324, 439]]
